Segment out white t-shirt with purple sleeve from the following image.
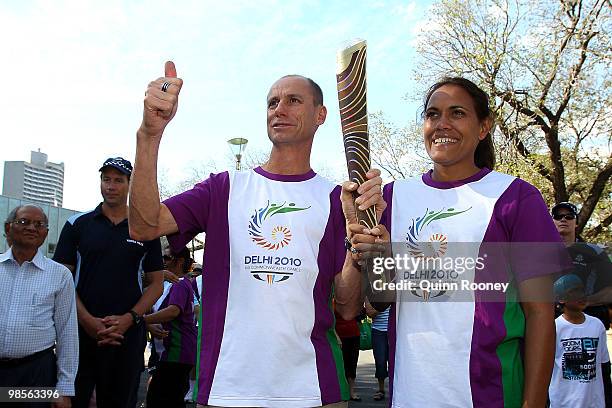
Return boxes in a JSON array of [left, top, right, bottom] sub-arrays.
[[381, 168, 568, 408], [163, 167, 348, 407]]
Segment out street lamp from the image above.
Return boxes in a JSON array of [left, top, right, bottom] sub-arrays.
[[227, 137, 248, 170]]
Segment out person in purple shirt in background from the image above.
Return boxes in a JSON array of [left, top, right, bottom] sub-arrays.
[[145, 246, 196, 408]]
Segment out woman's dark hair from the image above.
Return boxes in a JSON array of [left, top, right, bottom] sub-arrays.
[[423, 77, 496, 170]]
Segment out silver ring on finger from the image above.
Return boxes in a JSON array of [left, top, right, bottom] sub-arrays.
[[161, 81, 171, 92]]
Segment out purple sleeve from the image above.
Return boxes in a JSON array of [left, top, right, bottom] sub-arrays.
[[493, 179, 571, 282], [166, 279, 193, 315], [380, 182, 394, 233], [163, 171, 229, 252], [505, 181, 560, 242], [331, 186, 346, 275]]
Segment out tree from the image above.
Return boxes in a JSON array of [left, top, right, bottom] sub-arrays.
[[157, 148, 272, 255], [369, 112, 430, 180], [379, 0, 610, 240], [158, 161, 217, 256]]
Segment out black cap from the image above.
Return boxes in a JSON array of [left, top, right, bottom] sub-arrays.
[[99, 157, 132, 176], [551, 202, 578, 217]]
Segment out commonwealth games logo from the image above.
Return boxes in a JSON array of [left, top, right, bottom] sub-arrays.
[[248, 201, 310, 250], [406, 207, 471, 257], [406, 207, 470, 301]]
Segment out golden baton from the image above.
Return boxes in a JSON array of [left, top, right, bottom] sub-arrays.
[[336, 39, 376, 230]]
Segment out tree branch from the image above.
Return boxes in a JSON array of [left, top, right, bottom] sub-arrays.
[[538, 0, 582, 116], [577, 156, 612, 234], [496, 91, 551, 132], [555, 30, 598, 121], [583, 212, 612, 242], [496, 119, 554, 182]]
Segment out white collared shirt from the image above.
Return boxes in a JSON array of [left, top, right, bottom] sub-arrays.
[[0, 248, 78, 396]]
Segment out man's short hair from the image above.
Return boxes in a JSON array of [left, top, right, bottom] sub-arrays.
[[280, 75, 324, 106], [5, 204, 48, 225]]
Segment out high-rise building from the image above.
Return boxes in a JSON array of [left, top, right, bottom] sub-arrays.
[[3, 150, 65, 207]]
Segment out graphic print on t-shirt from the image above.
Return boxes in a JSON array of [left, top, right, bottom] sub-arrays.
[[403, 206, 472, 301], [204, 169, 341, 406], [561, 337, 599, 382], [245, 200, 311, 285]]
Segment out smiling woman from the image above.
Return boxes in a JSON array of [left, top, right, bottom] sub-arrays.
[[369, 77, 570, 408], [422, 77, 495, 182]]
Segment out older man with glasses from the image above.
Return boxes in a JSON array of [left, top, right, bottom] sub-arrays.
[[0, 205, 78, 408]]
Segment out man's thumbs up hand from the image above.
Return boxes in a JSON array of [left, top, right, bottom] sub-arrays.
[[139, 60, 183, 139]]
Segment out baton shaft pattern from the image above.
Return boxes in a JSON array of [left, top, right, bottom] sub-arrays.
[[337, 42, 376, 229]]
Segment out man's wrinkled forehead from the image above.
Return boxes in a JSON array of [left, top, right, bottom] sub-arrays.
[[16, 205, 46, 220], [267, 76, 312, 101]]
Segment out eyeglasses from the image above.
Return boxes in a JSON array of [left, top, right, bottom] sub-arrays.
[[12, 218, 49, 229], [553, 214, 575, 221]]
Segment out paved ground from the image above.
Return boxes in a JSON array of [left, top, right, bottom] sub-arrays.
[[135, 330, 612, 407], [350, 350, 388, 408], [136, 349, 387, 407]]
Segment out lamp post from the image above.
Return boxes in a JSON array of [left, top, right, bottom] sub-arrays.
[[227, 137, 248, 170]]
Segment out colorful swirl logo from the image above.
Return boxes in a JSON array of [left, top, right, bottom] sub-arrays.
[[248, 201, 310, 250], [406, 207, 470, 257], [426, 233, 448, 258], [405, 207, 471, 301]]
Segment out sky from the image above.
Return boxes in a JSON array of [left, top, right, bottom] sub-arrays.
[[1, 0, 433, 211]]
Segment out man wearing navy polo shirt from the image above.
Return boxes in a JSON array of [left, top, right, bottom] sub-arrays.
[[54, 157, 164, 408]]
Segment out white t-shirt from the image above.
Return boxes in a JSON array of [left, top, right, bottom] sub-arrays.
[[164, 167, 348, 407], [549, 314, 610, 408], [151, 281, 173, 359], [383, 169, 568, 408]]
